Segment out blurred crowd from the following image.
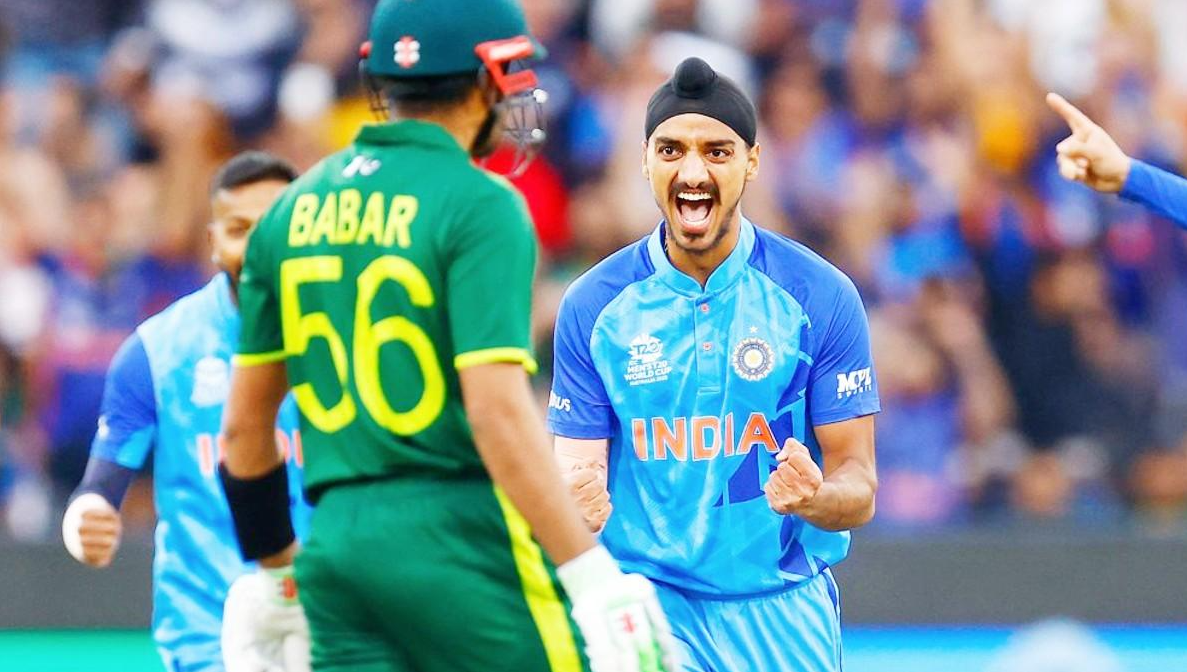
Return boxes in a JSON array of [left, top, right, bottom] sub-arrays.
[[1, 0, 1187, 542]]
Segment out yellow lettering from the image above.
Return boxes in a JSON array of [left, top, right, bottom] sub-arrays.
[[289, 194, 319, 247], [310, 192, 338, 245], [337, 189, 362, 244], [384, 195, 417, 248], [357, 192, 386, 246]]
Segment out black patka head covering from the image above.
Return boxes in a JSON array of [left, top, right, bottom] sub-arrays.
[[645, 57, 757, 146]]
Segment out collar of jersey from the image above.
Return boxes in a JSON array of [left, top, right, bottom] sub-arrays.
[[355, 120, 468, 155], [646, 216, 756, 297]]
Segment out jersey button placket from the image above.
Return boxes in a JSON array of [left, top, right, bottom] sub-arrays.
[[694, 298, 721, 391]]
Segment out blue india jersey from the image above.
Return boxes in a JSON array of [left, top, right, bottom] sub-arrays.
[[91, 273, 310, 664], [548, 218, 879, 597]]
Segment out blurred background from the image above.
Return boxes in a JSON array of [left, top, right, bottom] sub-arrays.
[[0, 0, 1186, 670]]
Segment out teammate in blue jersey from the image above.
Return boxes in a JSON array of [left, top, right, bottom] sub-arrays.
[[547, 57, 880, 672], [550, 59, 878, 672], [61, 151, 311, 672], [1049, 92, 1187, 228]]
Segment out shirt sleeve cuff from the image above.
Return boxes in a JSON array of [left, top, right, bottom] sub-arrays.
[[811, 399, 882, 427], [547, 419, 614, 440], [234, 350, 289, 367], [454, 347, 539, 374], [1119, 158, 1154, 202]]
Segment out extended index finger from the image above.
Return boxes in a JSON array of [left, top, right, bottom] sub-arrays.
[[1046, 92, 1093, 136]]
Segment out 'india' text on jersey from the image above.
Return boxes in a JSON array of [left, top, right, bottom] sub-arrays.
[[548, 218, 880, 597], [93, 273, 310, 664]]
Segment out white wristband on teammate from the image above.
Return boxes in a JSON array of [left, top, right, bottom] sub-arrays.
[[222, 565, 311, 672], [62, 493, 116, 563], [558, 546, 677, 672]]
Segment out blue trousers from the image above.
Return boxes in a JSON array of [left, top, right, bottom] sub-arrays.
[[657, 570, 842, 672]]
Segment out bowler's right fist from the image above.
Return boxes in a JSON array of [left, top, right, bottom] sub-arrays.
[[62, 493, 122, 568], [563, 462, 612, 534]]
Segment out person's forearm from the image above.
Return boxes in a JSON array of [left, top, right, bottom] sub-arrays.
[[220, 364, 294, 566], [219, 422, 295, 567], [796, 459, 877, 531], [471, 394, 597, 565], [555, 438, 609, 471], [223, 422, 284, 478], [73, 457, 137, 508], [258, 541, 298, 569], [1120, 159, 1187, 230]]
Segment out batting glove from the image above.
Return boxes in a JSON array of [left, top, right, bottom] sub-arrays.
[[558, 546, 676, 672], [222, 565, 311, 672]]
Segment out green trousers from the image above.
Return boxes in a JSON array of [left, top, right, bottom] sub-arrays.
[[295, 476, 591, 672]]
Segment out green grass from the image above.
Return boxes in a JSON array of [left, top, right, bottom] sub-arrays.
[[5, 626, 1186, 671], [0, 630, 159, 672]]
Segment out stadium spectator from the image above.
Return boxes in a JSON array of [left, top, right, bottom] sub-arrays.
[[2, 0, 1187, 539], [870, 278, 1016, 527]]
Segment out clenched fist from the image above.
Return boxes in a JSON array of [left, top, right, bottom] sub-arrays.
[[62, 493, 123, 568], [764, 439, 824, 516], [563, 461, 612, 534]]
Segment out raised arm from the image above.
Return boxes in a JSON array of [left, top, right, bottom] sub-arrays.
[[1116, 160, 1187, 230], [765, 416, 877, 531], [1047, 92, 1187, 230]]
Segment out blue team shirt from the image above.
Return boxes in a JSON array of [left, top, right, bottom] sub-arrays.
[[548, 218, 879, 597], [1121, 159, 1187, 230], [91, 273, 310, 663]]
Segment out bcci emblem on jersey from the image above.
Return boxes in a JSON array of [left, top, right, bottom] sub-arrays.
[[625, 333, 672, 386], [191, 356, 230, 407], [732, 337, 775, 381]]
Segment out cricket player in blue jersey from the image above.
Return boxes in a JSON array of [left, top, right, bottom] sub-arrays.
[[61, 151, 311, 672], [1048, 92, 1187, 229], [548, 58, 880, 672]]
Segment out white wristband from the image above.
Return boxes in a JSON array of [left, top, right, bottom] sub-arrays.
[[556, 545, 622, 602], [62, 493, 114, 562]]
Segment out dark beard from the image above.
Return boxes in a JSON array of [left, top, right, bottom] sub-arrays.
[[666, 197, 740, 257], [470, 108, 501, 158]]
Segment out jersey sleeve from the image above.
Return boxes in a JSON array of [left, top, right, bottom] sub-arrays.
[[90, 333, 157, 469], [235, 219, 287, 366], [807, 276, 881, 426], [547, 287, 614, 439], [446, 179, 538, 373], [1119, 159, 1187, 230]]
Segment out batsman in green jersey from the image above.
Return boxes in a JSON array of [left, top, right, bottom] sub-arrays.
[[215, 2, 676, 672]]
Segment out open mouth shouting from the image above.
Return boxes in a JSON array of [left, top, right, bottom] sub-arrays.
[[672, 188, 717, 237]]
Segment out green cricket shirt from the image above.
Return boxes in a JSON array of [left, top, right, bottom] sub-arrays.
[[236, 120, 538, 499]]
